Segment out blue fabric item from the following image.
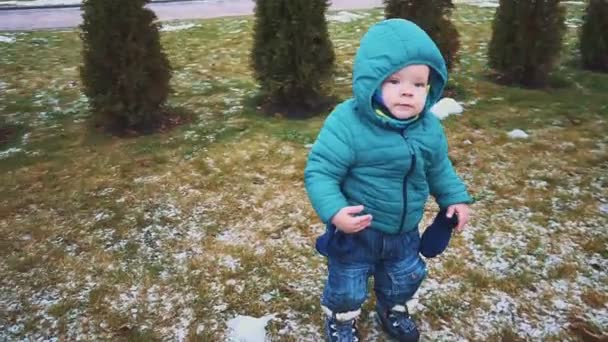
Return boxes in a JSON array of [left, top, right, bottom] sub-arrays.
[[372, 88, 385, 107], [304, 19, 473, 234], [419, 209, 459, 258], [319, 227, 426, 313]]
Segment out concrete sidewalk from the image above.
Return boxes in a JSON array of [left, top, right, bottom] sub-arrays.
[[0, 0, 383, 31]]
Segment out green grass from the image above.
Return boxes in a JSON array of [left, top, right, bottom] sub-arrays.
[[1, 4, 607, 341]]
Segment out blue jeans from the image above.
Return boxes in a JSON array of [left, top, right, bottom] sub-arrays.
[[317, 225, 427, 313]]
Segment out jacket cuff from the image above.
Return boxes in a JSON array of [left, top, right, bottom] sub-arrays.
[[437, 192, 474, 209], [319, 203, 348, 224]]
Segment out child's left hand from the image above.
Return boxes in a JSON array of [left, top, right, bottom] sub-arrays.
[[446, 204, 470, 233]]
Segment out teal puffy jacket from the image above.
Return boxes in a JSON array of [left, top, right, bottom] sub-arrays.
[[304, 19, 472, 234]]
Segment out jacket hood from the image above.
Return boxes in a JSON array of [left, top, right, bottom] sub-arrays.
[[352, 19, 448, 129]]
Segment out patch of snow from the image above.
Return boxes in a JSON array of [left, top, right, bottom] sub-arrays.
[[31, 37, 49, 45], [220, 255, 240, 271], [172, 307, 194, 342], [227, 314, 276, 342], [0, 35, 16, 43], [599, 203, 608, 215], [327, 11, 365, 23], [0, 147, 23, 159], [161, 23, 197, 32], [133, 175, 162, 184], [508, 129, 529, 139], [455, 0, 499, 7], [7, 324, 24, 334], [94, 210, 113, 222], [21, 132, 31, 145], [552, 299, 569, 311], [430, 98, 464, 120], [96, 188, 115, 197], [261, 289, 278, 302], [214, 303, 228, 312]]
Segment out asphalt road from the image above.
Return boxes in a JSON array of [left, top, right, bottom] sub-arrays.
[[0, 0, 383, 31]]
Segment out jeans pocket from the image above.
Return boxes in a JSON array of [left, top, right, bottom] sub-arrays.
[[328, 230, 356, 258], [387, 257, 427, 295]]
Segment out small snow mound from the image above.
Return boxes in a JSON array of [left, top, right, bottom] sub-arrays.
[[599, 203, 608, 215], [508, 129, 529, 139], [430, 98, 464, 120], [0, 35, 16, 44], [455, 0, 499, 7], [227, 314, 276, 342], [161, 23, 196, 32], [327, 11, 364, 23], [0, 147, 22, 159]]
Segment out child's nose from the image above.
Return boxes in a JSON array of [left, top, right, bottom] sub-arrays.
[[401, 85, 415, 96]]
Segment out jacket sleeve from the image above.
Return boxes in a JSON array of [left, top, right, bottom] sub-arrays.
[[427, 125, 473, 208], [304, 113, 354, 223]]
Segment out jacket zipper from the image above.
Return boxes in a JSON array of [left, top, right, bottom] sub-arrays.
[[398, 132, 416, 232]]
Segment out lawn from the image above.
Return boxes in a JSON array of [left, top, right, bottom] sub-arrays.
[[0, 3, 607, 341]]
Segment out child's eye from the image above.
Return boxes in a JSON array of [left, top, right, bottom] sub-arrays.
[[388, 79, 399, 85], [415, 83, 427, 88]]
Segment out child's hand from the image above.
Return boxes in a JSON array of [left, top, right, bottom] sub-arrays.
[[446, 204, 470, 233], [331, 205, 373, 234]]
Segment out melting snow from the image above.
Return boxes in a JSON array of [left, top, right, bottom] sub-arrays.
[[0, 35, 16, 43], [0, 147, 23, 159], [430, 97, 464, 120], [161, 23, 197, 32], [327, 11, 366, 23], [227, 314, 276, 342], [455, 0, 500, 7], [508, 129, 529, 139]]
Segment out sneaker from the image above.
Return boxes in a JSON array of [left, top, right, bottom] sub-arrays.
[[325, 316, 360, 342], [375, 305, 420, 342]]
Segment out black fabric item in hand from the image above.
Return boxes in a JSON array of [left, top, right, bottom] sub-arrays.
[[420, 209, 459, 258]]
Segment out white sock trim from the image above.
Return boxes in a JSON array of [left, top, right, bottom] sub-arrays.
[[391, 304, 407, 313], [322, 305, 361, 321]]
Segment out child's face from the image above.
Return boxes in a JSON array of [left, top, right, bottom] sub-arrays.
[[380, 64, 430, 119]]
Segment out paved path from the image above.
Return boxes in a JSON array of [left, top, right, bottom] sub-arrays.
[[0, 0, 383, 31]]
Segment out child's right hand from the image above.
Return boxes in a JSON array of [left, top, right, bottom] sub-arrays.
[[331, 205, 373, 234]]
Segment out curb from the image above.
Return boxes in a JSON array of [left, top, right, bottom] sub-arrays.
[[0, 0, 201, 11]]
